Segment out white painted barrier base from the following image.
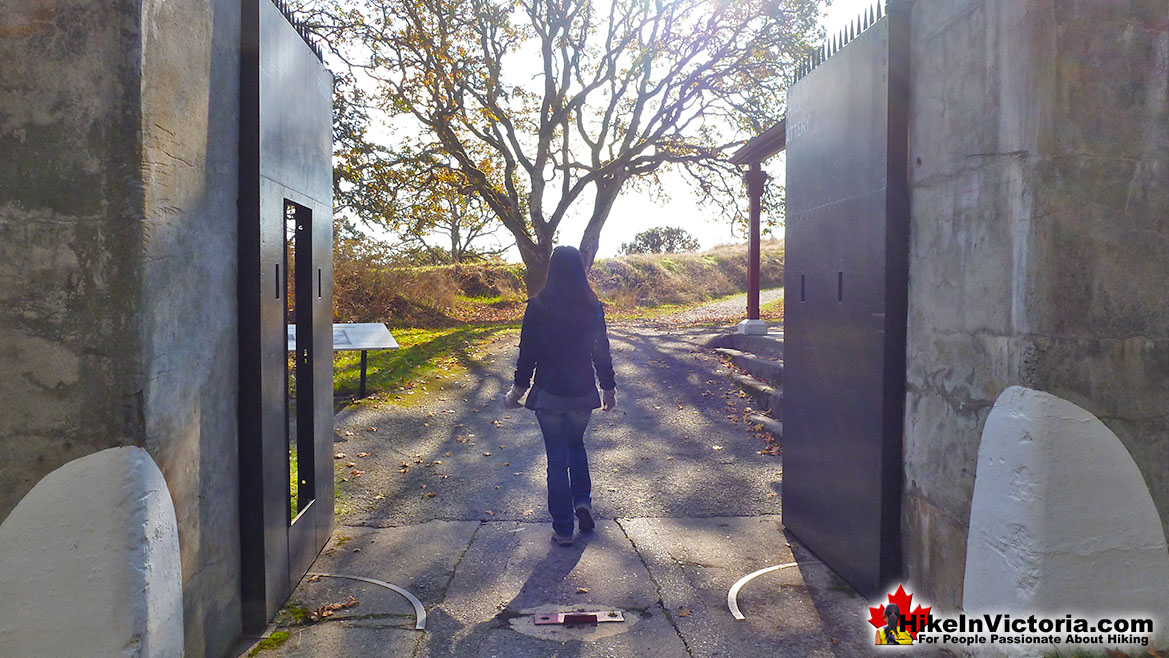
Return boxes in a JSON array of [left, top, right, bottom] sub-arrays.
[[963, 386, 1169, 656], [0, 447, 183, 658]]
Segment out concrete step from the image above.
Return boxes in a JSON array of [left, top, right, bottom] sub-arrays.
[[713, 347, 783, 387], [732, 373, 783, 419], [704, 332, 784, 359], [747, 414, 783, 440]]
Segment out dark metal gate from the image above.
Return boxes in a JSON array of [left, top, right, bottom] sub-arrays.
[[238, 0, 334, 629], [782, 3, 910, 598]]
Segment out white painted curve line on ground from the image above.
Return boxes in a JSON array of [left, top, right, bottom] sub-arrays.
[[728, 562, 798, 620], [308, 572, 427, 630]]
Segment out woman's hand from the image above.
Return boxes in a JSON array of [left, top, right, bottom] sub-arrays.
[[601, 388, 616, 411], [503, 385, 526, 409]]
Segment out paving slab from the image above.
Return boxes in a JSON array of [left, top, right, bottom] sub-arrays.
[[620, 515, 955, 658], [233, 322, 957, 658], [414, 520, 689, 658]]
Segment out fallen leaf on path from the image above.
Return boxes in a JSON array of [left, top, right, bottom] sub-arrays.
[[310, 596, 360, 622], [576, 587, 589, 594], [334, 452, 347, 460], [346, 462, 356, 467], [523, 509, 533, 516], [677, 607, 692, 617], [374, 494, 385, 500], [357, 452, 370, 458], [444, 451, 453, 457], [307, 574, 321, 583], [483, 451, 492, 456], [368, 427, 377, 432]]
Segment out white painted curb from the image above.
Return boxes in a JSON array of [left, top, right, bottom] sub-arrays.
[[0, 447, 183, 658]]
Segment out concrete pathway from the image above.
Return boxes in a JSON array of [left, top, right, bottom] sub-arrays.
[[237, 322, 951, 658]]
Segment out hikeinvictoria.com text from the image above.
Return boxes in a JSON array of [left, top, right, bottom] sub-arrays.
[[905, 613, 1154, 647]]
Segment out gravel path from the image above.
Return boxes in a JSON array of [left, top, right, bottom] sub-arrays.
[[625, 287, 783, 328], [331, 324, 781, 528]]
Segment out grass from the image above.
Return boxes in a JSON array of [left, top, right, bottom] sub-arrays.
[[334, 241, 784, 329], [247, 631, 289, 656], [289, 445, 298, 520], [332, 323, 519, 406], [760, 290, 785, 323]]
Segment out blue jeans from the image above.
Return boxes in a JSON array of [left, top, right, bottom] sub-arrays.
[[535, 410, 592, 535]]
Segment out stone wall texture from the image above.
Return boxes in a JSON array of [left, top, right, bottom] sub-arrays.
[[1, 0, 243, 655], [903, 0, 1169, 609]]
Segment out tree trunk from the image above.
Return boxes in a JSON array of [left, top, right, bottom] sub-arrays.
[[518, 240, 552, 297], [578, 176, 624, 269]]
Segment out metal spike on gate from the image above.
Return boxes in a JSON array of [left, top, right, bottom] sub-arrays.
[[877, 0, 884, 19]]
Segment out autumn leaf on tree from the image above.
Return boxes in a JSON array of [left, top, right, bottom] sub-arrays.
[[299, 0, 819, 291]]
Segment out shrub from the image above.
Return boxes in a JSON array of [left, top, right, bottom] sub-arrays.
[[333, 239, 784, 324]]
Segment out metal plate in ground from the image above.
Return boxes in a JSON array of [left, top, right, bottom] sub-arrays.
[[510, 605, 639, 641]]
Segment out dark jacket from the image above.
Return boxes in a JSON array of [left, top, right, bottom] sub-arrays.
[[514, 299, 616, 410]]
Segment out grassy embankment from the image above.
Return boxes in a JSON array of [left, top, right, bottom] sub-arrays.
[[331, 240, 784, 405]]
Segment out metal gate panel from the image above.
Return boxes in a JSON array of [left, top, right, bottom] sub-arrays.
[[239, 0, 334, 630], [783, 9, 909, 598]]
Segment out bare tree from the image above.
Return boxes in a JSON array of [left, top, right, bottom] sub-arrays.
[[308, 0, 819, 293]]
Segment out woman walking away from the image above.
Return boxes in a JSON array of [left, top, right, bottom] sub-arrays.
[[503, 246, 617, 547]]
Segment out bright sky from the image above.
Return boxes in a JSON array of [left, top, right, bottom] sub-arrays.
[[359, 0, 879, 261], [559, 0, 877, 259]]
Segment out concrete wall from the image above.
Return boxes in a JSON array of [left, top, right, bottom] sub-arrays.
[[1, 0, 243, 655], [141, 0, 243, 654], [903, 0, 1169, 610]]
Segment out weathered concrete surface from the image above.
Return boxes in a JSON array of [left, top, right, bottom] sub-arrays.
[[0, 447, 183, 658], [235, 326, 956, 658], [140, 0, 243, 654], [964, 388, 1169, 645], [1, 1, 244, 655], [904, 0, 1169, 612], [0, 0, 146, 522]]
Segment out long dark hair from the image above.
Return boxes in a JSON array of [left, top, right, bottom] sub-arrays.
[[533, 246, 599, 318]]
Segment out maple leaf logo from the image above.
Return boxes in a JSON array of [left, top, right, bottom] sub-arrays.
[[867, 585, 932, 640]]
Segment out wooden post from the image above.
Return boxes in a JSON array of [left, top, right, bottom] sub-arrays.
[[746, 162, 767, 320]]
